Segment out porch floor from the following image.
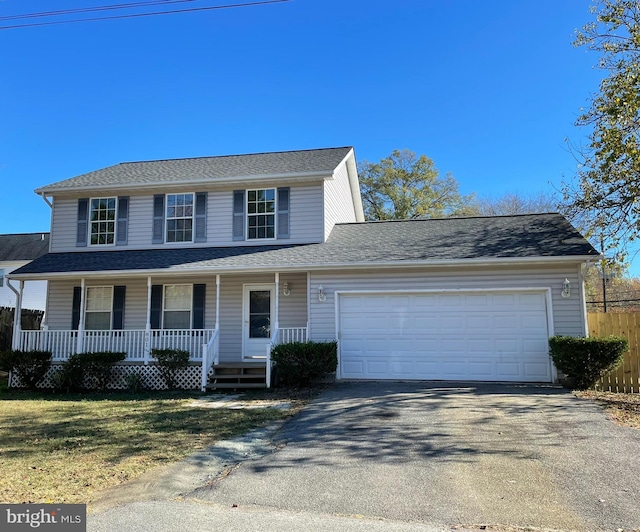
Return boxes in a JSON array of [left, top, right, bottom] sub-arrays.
[[206, 362, 267, 390]]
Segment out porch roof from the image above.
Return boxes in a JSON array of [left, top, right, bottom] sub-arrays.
[[10, 214, 599, 279]]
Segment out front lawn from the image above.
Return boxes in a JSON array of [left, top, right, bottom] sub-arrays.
[[0, 390, 303, 504], [577, 390, 640, 429]]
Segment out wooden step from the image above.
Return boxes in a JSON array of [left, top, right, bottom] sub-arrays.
[[207, 362, 267, 390], [205, 382, 266, 390]]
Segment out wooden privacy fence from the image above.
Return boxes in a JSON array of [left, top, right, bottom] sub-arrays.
[[587, 312, 640, 393]]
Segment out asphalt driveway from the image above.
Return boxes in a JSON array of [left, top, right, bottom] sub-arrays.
[[90, 382, 640, 531]]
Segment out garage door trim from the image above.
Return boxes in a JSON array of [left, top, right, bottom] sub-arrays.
[[335, 287, 555, 382]]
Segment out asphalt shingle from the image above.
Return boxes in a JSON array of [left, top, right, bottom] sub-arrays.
[[36, 147, 353, 192], [0, 233, 50, 262], [11, 214, 598, 277]]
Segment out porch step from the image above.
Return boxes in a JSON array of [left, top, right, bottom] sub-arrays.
[[206, 363, 267, 390]]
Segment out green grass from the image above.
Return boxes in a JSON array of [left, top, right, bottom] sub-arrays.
[[0, 389, 300, 504]]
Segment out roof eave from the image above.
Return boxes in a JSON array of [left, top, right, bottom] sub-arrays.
[[35, 170, 335, 196], [7, 254, 602, 281]]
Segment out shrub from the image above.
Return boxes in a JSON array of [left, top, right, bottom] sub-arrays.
[[124, 371, 145, 394], [53, 353, 86, 393], [81, 351, 126, 390], [548, 335, 628, 390], [270, 341, 337, 388], [0, 350, 52, 390], [151, 348, 190, 389]]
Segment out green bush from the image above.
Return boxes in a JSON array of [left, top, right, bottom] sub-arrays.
[[81, 351, 126, 390], [271, 341, 337, 388], [151, 348, 190, 389], [548, 335, 628, 390], [53, 353, 87, 393], [124, 371, 145, 394], [0, 350, 52, 390]]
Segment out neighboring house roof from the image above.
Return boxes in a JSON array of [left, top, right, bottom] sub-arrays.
[[0, 233, 50, 262], [10, 214, 598, 278], [35, 147, 354, 194]]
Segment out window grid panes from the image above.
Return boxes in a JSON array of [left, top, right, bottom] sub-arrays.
[[163, 284, 192, 329], [247, 189, 275, 240], [85, 286, 112, 330], [166, 193, 194, 243], [90, 198, 116, 245]]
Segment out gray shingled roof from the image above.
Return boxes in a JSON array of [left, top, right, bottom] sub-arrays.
[[11, 214, 598, 277], [0, 233, 50, 262], [36, 147, 353, 193]]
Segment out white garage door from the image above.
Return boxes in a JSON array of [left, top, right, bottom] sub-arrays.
[[338, 291, 551, 382]]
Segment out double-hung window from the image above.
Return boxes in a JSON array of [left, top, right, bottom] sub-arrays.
[[90, 197, 117, 245], [163, 284, 192, 329], [85, 286, 113, 330], [247, 189, 275, 240], [166, 193, 194, 243]]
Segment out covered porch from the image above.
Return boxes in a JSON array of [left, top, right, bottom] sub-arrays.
[[10, 271, 310, 390]]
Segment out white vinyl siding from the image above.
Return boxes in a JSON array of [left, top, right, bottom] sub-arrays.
[[308, 265, 586, 343], [324, 161, 357, 241], [49, 185, 325, 252]]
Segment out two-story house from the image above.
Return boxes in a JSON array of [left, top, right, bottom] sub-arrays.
[[8, 146, 599, 390]]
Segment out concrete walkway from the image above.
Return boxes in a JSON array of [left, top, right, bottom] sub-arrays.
[[89, 383, 640, 531]]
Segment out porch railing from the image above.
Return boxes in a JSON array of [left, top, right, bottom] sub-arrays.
[[18, 329, 215, 362], [201, 329, 220, 391], [278, 327, 307, 344]]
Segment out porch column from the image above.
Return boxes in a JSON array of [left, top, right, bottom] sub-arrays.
[[274, 272, 280, 339], [307, 271, 311, 342], [144, 276, 152, 364], [76, 278, 86, 353], [10, 280, 24, 350], [215, 274, 220, 331]]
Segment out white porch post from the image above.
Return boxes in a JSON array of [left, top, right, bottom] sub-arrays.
[[307, 271, 311, 342], [76, 278, 86, 354], [144, 276, 152, 364], [274, 272, 280, 335], [215, 274, 220, 332], [10, 280, 24, 350]]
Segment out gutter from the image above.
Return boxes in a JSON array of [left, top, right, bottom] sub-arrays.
[[7, 254, 602, 281], [35, 170, 333, 196]]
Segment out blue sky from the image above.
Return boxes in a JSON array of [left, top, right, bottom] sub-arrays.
[[0, 1, 619, 265]]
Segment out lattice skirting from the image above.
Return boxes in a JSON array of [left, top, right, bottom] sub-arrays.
[[9, 362, 207, 391]]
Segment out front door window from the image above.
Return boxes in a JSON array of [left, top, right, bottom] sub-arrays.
[[249, 290, 271, 338]]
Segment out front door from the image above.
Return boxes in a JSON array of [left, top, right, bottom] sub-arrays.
[[242, 284, 275, 359]]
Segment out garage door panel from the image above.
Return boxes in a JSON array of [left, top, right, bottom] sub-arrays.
[[339, 291, 552, 382]]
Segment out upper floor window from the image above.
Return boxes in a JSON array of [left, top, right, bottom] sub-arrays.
[[163, 284, 192, 329], [85, 286, 112, 330], [247, 189, 275, 240], [166, 193, 194, 243], [90, 198, 116, 245]]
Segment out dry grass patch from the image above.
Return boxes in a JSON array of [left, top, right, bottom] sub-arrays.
[[0, 389, 307, 504], [576, 390, 640, 429]]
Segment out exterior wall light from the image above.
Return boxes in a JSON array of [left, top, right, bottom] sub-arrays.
[[318, 285, 326, 302], [283, 282, 291, 297], [561, 278, 571, 298]]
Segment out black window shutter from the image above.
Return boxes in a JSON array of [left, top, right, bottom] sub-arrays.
[[112, 286, 126, 330], [277, 187, 290, 239], [76, 198, 89, 247], [116, 197, 129, 246], [152, 195, 165, 244], [192, 284, 206, 329], [72, 286, 81, 330], [232, 190, 245, 241], [150, 285, 163, 329], [194, 192, 207, 243]]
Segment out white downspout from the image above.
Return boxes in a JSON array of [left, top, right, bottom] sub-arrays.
[[7, 279, 23, 350], [76, 278, 86, 354], [144, 276, 152, 364]]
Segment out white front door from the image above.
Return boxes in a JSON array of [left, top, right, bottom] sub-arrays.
[[243, 284, 275, 359]]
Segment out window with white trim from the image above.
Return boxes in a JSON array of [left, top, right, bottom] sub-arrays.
[[166, 193, 194, 243], [85, 286, 113, 330], [90, 197, 117, 245], [163, 284, 192, 329], [247, 188, 275, 240]]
